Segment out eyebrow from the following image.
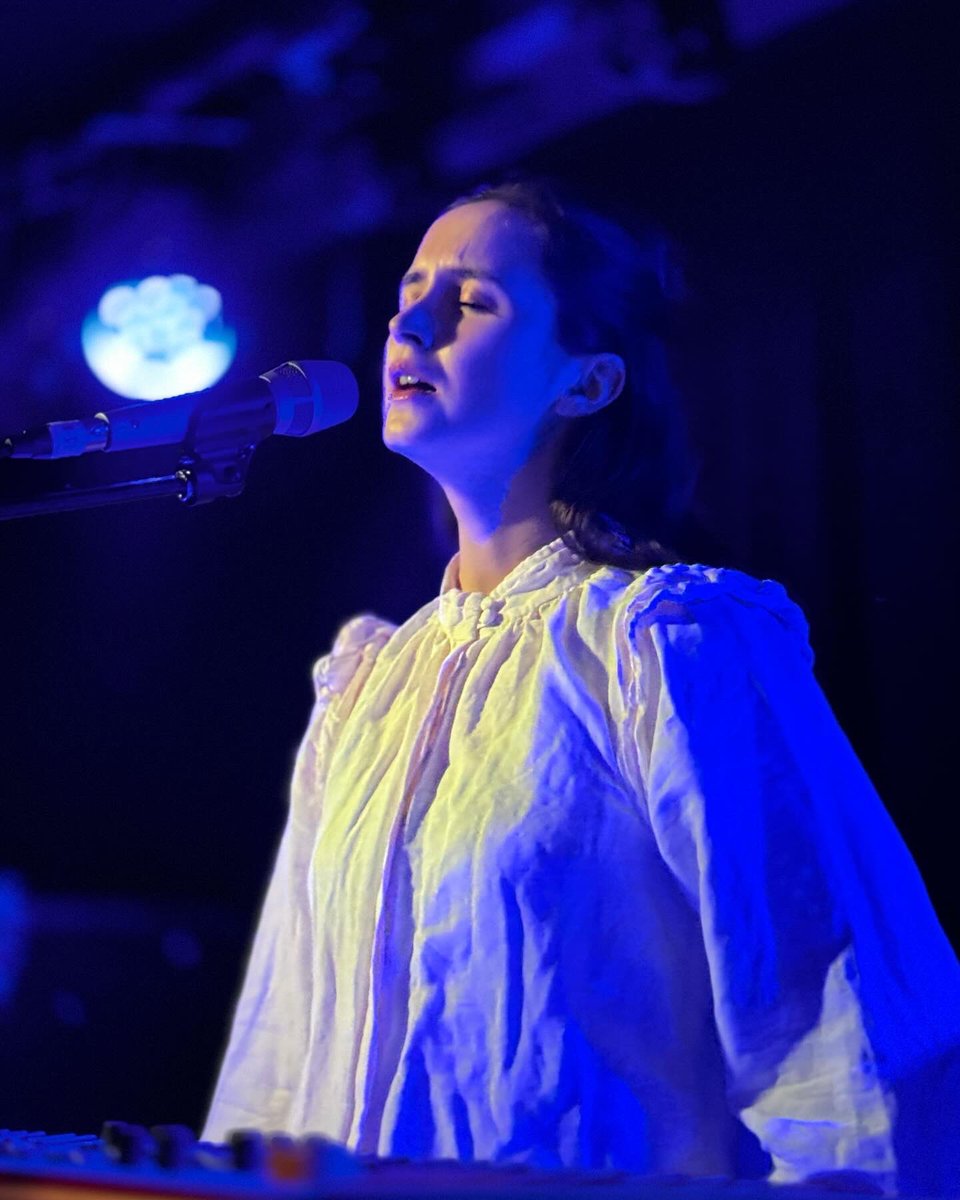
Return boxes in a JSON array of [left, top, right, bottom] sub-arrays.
[[399, 267, 506, 289]]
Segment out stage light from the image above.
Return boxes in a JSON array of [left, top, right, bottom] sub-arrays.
[[81, 274, 237, 401]]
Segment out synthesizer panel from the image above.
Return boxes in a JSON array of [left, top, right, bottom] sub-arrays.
[[0, 1125, 877, 1200]]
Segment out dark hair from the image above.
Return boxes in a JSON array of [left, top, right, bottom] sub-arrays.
[[445, 177, 695, 571]]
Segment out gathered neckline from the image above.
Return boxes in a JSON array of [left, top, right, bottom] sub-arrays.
[[437, 536, 595, 634]]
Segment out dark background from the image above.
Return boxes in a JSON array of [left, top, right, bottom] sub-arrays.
[[1, 0, 957, 1136]]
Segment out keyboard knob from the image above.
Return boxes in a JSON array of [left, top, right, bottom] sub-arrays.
[[229, 1129, 266, 1172], [101, 1121, 152, 1166], [151, 1124, 196, 1169]]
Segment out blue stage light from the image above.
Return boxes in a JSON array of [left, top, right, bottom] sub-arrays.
[[81, 274, 237, 400]]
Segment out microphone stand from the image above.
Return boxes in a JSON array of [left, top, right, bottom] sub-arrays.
[[0, 470, 191, 521], [0, 389, 274, 523]]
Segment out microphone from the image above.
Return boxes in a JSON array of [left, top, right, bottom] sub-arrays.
[[2, 360, 358, 460]]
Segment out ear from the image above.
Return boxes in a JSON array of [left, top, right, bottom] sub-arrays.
[[555, 353, 626, 418]]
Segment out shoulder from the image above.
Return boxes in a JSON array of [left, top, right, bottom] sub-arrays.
[[605, 562, 814, 667], [312, 613, 397, 700]]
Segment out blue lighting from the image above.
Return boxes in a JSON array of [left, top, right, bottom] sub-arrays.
[[81, 273, 236, 400]]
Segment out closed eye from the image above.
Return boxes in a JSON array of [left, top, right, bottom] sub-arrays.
[[459, 300, 491, 311]]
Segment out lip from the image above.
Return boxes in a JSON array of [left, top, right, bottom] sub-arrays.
[[384, 386, 434, 405]]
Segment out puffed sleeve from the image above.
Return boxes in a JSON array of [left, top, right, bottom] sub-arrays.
[[202, 614, 394, 1142], [620, 566, 960, 1192]]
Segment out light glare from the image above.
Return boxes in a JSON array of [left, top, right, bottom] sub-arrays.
[[82, 273, 237, 400]]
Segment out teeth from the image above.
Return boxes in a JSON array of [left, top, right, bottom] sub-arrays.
[[395, 374, 436, 391]]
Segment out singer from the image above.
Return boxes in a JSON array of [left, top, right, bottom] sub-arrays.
[[202, 180, 960, 1191]]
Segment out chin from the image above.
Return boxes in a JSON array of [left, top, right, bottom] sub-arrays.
[[382, 419, 424, 459], [383, 401, 436, 448]]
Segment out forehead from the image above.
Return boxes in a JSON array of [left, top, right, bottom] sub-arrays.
[[409, 200, 548, 289]]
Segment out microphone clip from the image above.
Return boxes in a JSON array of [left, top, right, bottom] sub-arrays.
[[174, 383, 277, 506]]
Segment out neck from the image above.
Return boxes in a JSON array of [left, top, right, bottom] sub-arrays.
[[441, 448, 559, 594]]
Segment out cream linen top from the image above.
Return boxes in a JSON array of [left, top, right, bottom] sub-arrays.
[[203, 538, 960, 1188]]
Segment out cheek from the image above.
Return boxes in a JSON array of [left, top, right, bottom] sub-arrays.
[[450, 328, 547, 404]]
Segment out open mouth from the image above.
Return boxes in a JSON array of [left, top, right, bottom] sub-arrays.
[[392, 374, 436, 394]]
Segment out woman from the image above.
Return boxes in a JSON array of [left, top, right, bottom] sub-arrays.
[[202, 181, 960, 1191]]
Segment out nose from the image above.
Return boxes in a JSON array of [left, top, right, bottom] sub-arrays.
[[388, 300, 433, 349]]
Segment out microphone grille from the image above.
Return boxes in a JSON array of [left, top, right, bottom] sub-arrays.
[[261, 360, 359, 437]]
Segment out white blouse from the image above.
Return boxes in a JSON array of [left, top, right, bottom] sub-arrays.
[[203, 538, 960, 1188]]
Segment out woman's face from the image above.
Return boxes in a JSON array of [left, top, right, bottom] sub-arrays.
[[382, 200, 579, 486]]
